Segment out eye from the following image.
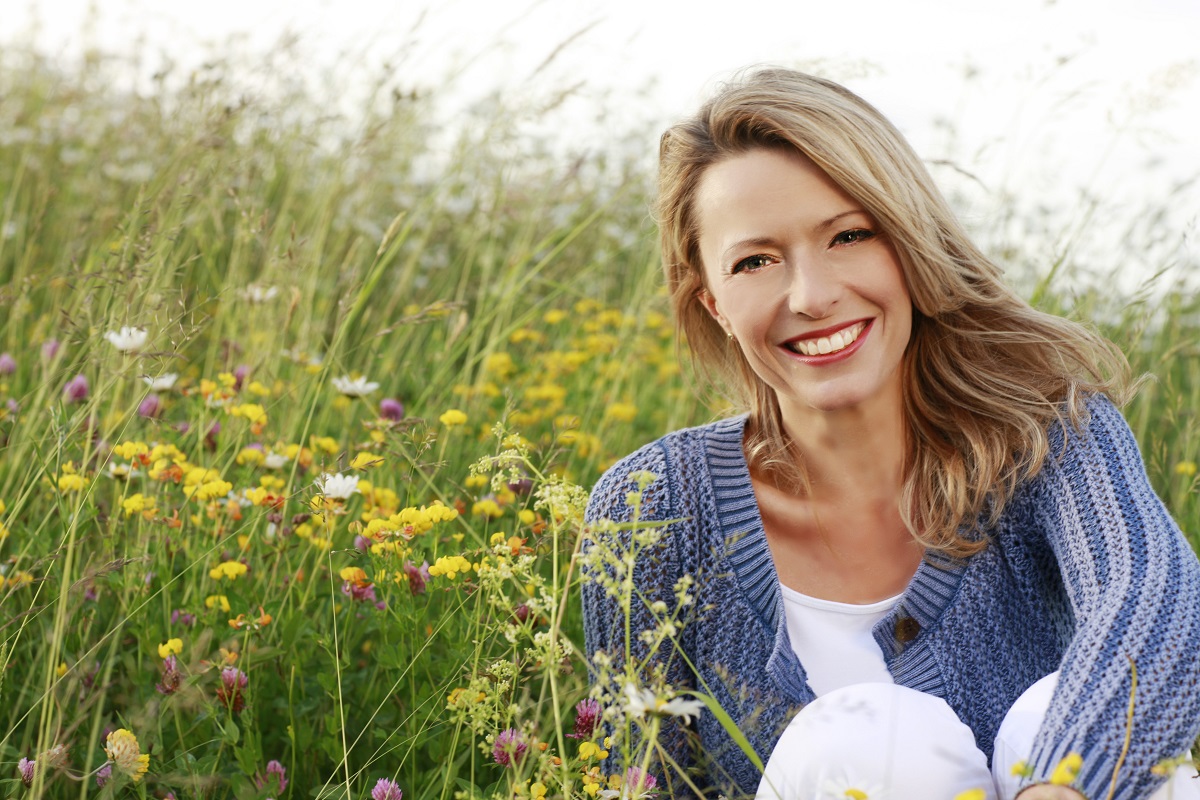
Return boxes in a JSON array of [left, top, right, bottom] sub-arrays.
[[731, 254, 777, 274], [830, 228, 876, 247]]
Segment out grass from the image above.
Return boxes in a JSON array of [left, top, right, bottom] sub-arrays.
[[0, 37, 1197, 799]]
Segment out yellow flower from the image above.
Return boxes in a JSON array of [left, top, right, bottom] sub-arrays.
[[104, 729, 149, 782], [209, 561, 248, 581], [428, 555, 472, 580], [56, 662, 68, 678], [122, 493, 155, 518], [1049, 752, 1083, 785], [954, 791, 988, 800], [113, 441, 149, 461], [530, 782, 547, 800], [236, 447, 266, 466], [578, 741, 609, 760], [349, 451, 385, 470], [205, 595, 231, 612], [543, 309, 567, 324], [472, 499, 503, 518], [604, 402, 638, 422], [157, 638, 183, 658], [247, 380, 271, 397], [228, 403, 267, 425], [339, 566, 369, 585], [1175, 461, 1198, 477], [439, 409, 468, 427], [57, 474, 87, 492], [185, 480, 233, 502]]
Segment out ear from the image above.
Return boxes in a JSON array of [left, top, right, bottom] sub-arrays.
[[697, 288, 730, 336]]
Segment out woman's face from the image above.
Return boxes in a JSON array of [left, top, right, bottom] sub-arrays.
[[695, 147, 912, 420]]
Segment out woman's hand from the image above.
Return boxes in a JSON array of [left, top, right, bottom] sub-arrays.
[[1015, 786, 1088, 800]]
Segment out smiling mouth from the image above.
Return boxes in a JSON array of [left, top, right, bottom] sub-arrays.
[[783, 321, 868, 357]]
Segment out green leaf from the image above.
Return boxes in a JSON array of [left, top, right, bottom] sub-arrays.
[[679, 689, 765, 773]]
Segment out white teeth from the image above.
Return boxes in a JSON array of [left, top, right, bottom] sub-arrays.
[[788, 322, 864, 357]]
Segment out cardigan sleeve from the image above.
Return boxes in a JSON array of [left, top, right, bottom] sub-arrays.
[[580, 439, 704, 798], [1024, 394, 1200, 800]]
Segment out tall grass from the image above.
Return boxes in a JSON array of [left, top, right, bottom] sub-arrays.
[[0, 38, 1196, 799]]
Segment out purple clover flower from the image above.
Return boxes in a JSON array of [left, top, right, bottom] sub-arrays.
[[63, 374, 89, 403], [217, 666, 248, 713], [157, 655, 181, 695], [254, 760, 289, 794], [41, 339, 60, 361], [491, 728, 527, 767], [404, 561, 431, 596], [624, 767, 657, 795], [18, 757, 35, 787], [0, 352, 15, 374], [137, 393, 163, 418], [371, 777, 403, 800], [569, 698, 602, 739], [95, 763, 112, 787], [379, 398, 404, 421]]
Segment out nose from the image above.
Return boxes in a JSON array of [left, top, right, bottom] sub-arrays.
[[785, 258, 840, 319]]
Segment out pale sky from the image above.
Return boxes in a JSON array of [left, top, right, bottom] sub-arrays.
[[5, 0, 1199, 289]]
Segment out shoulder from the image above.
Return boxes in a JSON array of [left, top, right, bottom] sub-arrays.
[[1043, 392, 1139, 474], [585, 415, 746, 524]]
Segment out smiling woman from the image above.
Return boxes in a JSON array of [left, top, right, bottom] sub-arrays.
[[580, 68, 1200, 800]]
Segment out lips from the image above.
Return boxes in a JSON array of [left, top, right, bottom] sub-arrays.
[[782, 320, 870, 357]]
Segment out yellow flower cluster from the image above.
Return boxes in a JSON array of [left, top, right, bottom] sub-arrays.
[[157, 638, 183, 658], [209, 561, 248, 581], [363, 502, 458, 539], [104, 728, 149, 782], [428, 555, 472, 580]]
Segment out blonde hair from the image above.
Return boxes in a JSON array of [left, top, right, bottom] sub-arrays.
[[657, 68, 1130, 557]]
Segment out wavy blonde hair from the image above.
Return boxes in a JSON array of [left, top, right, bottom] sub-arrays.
[[657, 68, 1131, 557]]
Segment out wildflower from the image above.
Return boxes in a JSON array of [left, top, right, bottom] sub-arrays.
[[570, 698, 602, 738], [315, 472, 359, 500], [1049, 752, 1082, 785], [209, 560, 248, 581], [185, 479, 234, 502], [428, 555, 472, 580], [333, 375, 380, 397], [255, 760, 289, 794], [217, 666, 248, 713], [172, 608, 196, 626], [404, 561, 431, 595], [372, 778, 403, 800], [624, 684, 704, 724], [95, 763, 112, 787], [379, 397, 405, 420], [104, 326, 149, 352], [492, 728, 527, 767], [472, 498, 503, 518], [624, 767, 657, 797], [578, 741, 609, 760], [104, 728, 149, 782], [18, 757, 35, 786], [228, 403, 267, 425], [954, 790, 988, 800], [205, 594, 231, 612], [605, 402, 638, 422], [158, 638, 183, 658], [1176, 461, 1198, 477], [58, 473, 87, 492], [240, 284, 279, 303], [143, 373, 178, 391], [0, 352, 14, 374], [350, 451, 385, 470], [439, 409, 467, 427], [157, 654, 182, 694], [63, 373, 89, 403]]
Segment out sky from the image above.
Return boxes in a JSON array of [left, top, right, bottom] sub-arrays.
[[4, 0, 1199, 289]]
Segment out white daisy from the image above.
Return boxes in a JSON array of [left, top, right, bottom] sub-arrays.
[[104, 326, 148, 352], [240, 284, 279, 303], [332, 375, 380, 397], [315, 472, 359, 500], [142, 373, 178, 391]]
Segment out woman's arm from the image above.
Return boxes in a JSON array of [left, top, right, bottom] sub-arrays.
[[579, 441, 702, 796], [1025, 395, 1200, 800]]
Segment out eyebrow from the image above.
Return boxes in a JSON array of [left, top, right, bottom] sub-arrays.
[[719, 209, 870, 262]]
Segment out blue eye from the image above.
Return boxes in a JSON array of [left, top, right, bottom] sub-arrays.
[[831, 229, 875, 246], [731, 254, 774, 274]]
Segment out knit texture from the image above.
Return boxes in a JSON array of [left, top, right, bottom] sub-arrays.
[[580, 395, 1200, 799]]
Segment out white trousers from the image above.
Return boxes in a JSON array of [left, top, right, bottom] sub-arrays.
[[755, 673, 1199, 800]]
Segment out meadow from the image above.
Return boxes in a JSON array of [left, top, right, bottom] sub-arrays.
[[1, 41, 1198, 799]]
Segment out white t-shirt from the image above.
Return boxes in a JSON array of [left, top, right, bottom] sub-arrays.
[[778, 583, 901, 696]]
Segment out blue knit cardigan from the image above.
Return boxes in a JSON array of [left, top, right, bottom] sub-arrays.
[[581, 395, 1200, 800]]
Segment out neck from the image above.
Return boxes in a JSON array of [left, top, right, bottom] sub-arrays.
[[776, 386, 907, 505]]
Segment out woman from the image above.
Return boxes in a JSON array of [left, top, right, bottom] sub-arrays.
[[580, 69, 1200, 800]]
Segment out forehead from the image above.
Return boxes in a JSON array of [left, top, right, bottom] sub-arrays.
[[693, 148, 862, 252]]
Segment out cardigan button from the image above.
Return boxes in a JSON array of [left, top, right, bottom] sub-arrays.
[[894, 616, 921, 643]]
